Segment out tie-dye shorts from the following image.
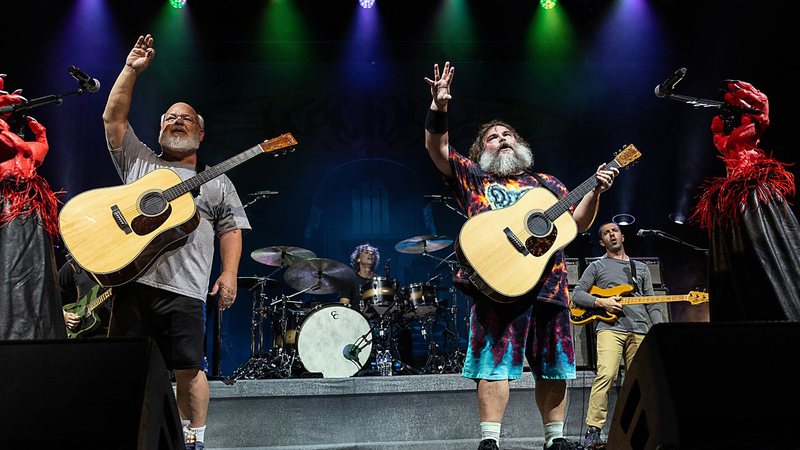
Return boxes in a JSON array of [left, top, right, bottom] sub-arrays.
[[461, 296, 576, 381]]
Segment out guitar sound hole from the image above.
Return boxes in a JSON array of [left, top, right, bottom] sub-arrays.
[[140, 191, 167, 216], [527, 214, 552, 237]]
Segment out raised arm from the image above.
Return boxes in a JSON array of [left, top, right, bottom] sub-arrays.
[[103, 34, 156, 149], [423, 61, 455, 177], [572, 164, 618, 232]]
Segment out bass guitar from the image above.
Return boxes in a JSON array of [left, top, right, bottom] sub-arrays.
[[456, 144, 641, 302], [569, 284, 709, 325], [63, 285, 113, 339], [59, 133, 298, 287]]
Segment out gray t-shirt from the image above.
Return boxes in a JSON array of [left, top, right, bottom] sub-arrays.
[[571, 255, 664, 334], [108, 125, 251, 301]]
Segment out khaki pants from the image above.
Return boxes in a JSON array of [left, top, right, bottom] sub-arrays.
[[586, 329, 646, 429]]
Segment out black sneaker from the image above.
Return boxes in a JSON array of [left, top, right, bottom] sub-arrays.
[[544, 437, 584, 450], [478, 438, 500, 450], [584, 426, 606, 449]]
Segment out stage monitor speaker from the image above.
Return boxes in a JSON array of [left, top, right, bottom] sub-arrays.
[[607, 321, 800, 450], [0, 337, 184, 450]]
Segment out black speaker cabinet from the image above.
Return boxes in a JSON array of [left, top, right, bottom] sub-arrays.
[[607, 322, 800, 450], [0, 337, 183, 449]]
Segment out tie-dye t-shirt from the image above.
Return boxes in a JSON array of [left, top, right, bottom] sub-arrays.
[[447, 148, 572, 308]]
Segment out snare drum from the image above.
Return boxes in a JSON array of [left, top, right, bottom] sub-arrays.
[[360, 277, 400, 317], [403, 282, 439, 318], [296, 304, 373, 378]]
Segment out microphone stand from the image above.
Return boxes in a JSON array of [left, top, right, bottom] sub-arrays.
[[243, 192, 276, 209], [0, 87, 95, 136], [648, 230, 709, 256], [660, 91, 760, 134]]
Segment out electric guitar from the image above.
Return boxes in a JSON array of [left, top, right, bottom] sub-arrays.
[[569, 284, 709, 325], [456, 144, 641, 303], [63, 285, 113, 339], [59, 133, 298, 287]]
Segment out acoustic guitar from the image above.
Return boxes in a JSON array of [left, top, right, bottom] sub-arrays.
[[569, 284, 709, 325], [59, 133, 298, 287], [456, 144, 641, 302], [63, 284, 113, 339]]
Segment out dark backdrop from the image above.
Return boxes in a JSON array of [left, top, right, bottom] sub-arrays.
[[5, 0, 797, 375]]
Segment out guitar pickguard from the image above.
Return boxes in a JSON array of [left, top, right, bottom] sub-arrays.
[[130, 205, 172, 236], [525, 229, 557, 257]]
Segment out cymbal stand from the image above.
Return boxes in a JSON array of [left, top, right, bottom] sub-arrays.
[[424, 250, 466, 374], [226, 280, 273, 381]]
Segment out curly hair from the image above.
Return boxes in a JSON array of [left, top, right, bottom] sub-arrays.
[[467, 119, 531, 162], [349, 243, 380, 271]]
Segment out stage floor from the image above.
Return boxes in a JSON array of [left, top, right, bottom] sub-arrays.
[[203, 370, 615, 450]]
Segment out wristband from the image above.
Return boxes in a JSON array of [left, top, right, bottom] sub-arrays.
[[425, 109, 448, 134]]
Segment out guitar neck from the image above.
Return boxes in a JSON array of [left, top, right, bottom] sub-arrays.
[[87, 289, 113, 313], [164, 145, 264, 201], [619, 295, 688, 305], [544, 159, 623, 221]]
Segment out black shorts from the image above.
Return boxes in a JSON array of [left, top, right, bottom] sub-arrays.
[[109, 283, 205, 370]]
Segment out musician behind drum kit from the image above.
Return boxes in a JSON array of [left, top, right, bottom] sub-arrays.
[[337, 243, 381, 308]]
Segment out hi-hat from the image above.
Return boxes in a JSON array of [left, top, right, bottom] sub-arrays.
[[251, 246, 316, 267], [237, 276, 281, 290], [283, 258, 356, 295], [394, 235, 453, 254]]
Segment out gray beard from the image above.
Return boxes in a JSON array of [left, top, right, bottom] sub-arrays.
[[478, 143, 533, 176], [158, 132, 200, 155]]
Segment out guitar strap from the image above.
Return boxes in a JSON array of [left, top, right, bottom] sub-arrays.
[[530, 172, 564, 199], [629, 259, 638, 293], [192, 160, 207, 198]]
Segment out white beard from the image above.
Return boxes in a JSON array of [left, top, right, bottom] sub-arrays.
[[158, 131, 200, 155], [478, 143, 533, 176]]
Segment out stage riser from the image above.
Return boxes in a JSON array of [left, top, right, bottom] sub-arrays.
[[206, 372, 614, 449]]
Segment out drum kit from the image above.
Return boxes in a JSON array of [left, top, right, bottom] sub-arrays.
[[225, 236, 467, 381]]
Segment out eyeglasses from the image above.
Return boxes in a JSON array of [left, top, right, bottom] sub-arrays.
[[163, 113, 199, 125]]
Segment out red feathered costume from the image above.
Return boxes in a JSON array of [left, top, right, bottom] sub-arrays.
[[691, 81, 800, 321], [0, 73, 65, 339]]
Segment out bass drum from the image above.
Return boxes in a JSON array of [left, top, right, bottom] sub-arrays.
[[296, 304, 373, 378]]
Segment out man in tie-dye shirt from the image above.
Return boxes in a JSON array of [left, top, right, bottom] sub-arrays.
[[423, 61, 618, 450]]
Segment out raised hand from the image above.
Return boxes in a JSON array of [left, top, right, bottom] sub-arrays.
[[711, 80, 770, 156], [424, 61, 455, 109], [126, 34, 156, 74]]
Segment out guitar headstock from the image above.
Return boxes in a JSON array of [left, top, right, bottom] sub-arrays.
[[259, 133, 298, 156], [687, 290, 709, 305], [613, 144, 641, 168]]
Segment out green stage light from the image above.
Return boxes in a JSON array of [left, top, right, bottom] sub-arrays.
[[169, 0, 186, 9], [540, 0, 556, 9]]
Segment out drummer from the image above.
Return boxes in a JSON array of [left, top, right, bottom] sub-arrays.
[[337, 243, 380, 308]]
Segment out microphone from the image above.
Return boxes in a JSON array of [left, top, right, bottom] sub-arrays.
[[384, 258, 391, 277], [636, 229, 661, 237], [654, 67, 687, 98], [248, 190, 279, 197], [68, 66, 100, 93]]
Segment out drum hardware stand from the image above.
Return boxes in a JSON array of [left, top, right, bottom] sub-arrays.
[[423, 250, 467, 373], [350, 295, 419, 376], [226, 281, 274, 382]]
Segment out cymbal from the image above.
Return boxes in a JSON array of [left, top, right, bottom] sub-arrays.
[[283, 258, 357, 295], [237, 276, 281, 290], [251, 246, 316, 267], [394, 235, 453, 254]]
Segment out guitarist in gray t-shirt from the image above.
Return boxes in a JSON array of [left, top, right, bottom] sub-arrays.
[[571, 222, 664, 449]]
